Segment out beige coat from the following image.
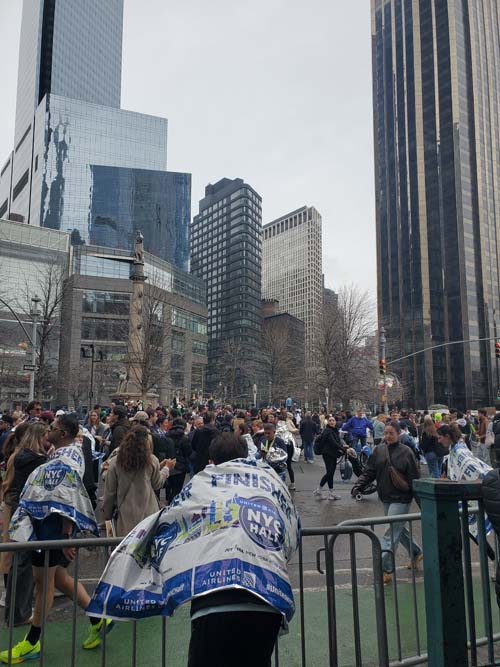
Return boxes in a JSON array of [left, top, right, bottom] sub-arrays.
[[102, 455, 168, 536]]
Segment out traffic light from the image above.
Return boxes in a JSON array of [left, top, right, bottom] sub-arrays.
[[379, 359, 386, 375], [496, 342, 500, 359]]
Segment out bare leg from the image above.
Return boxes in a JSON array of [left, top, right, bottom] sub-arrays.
[[54, 567, 90, 610], [31, 566, 57, 627]]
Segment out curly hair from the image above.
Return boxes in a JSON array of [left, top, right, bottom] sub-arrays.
[[116, 425, 153, 473]]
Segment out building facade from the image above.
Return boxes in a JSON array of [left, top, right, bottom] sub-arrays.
[[190, 178, 262, 401], [262, 299, 305, 404], [262, 206, 322, 373], [0, 218, 207, 409], [0, 0, 190, 268], [372, 0, 500, 409]]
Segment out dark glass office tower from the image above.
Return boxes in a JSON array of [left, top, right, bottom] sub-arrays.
[[372, 0, 500, 409], [190, 178, 262, 400]]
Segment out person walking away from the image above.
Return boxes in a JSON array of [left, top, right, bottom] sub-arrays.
[[300, 412, 318, 463], [419, 415, 445, 478], [107, 406, 131, 456], [0, 414, 113, 663], [103, 426, 175, 536], [1, 423, 48, 625], [276, 414, 296, 490], [166, 418, 192, 502], [373, 414, 386, 446], [313, 416, 345, 500], [351, 421, 422, 584], [191, 412, 218, 474], [477, 409, 488, 446], [342, 409, 374, 454]]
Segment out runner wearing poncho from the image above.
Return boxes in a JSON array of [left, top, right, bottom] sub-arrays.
[[9, 444, 98, 542], [88, 457, 300, 626], [0, 414, 112, 666]]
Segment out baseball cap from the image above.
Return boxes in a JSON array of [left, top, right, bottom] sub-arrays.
[[131, 410, 149, 422], [55, 409, 66, 417]]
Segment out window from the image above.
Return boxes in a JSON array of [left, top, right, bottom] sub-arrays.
[[15, 125, 31, 153], [172, 308, 207, 335], [12, 169, 29, 201], [0, 199, 7, 219], [192, 339, 207, 355], [82, 291, 130, 315]]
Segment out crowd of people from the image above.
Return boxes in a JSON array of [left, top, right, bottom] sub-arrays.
[[1, 398, 500, 663]]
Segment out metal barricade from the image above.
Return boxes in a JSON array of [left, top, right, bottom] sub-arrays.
[[0, 506, 498, 667]]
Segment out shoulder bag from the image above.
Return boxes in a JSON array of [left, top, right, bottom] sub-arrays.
[[385, 445, 410, 492]]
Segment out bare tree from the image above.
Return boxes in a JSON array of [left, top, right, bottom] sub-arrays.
[[261, 317, 303, 403], [217, 338, 246, 404], [17, 260, 67, 401], [316, 284, 377, 409]]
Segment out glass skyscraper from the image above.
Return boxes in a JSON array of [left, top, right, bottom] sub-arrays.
[[372, 0, 500, 409], [0, 0, 191, 269], [190, 178, 262, 399]]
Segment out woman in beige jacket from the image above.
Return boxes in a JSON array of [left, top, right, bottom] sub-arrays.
[[103, 425, 175, 536]]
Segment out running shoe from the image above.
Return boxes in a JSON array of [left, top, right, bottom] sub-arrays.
[[82, 618, 115, 650], [0, 636, 40, 663]]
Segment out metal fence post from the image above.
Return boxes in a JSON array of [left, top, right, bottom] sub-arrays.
[[413, 478, 482, 667]]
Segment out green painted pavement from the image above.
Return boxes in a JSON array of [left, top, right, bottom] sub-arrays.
[[1, 578, 498, 666]]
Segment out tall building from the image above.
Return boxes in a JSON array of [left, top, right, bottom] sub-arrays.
[[190, 178, 262, 400], [0, 0, 190, 269], [372, 0, 500, 410], [262, 206, 322, 372]]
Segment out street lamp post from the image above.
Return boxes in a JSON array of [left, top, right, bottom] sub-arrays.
[[252, 383, 257, 407], [325, 387, 329, 414], [304, 384, 308, 410], [28, 295, 41, 401], [268, 381, 272, 406], [380, 326, 388, 416]]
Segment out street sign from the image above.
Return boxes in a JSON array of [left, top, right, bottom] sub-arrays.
[[23, 364, 37, 371]]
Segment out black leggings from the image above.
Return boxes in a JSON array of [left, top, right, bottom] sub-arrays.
[[286, 444, 295, 483], [320, 455, 337, 489]]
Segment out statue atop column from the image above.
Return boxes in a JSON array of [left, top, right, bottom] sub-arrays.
[[131, 230, 146, 283]]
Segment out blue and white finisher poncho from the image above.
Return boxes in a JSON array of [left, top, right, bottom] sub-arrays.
[[87, 458, 300, 627], [9, 445, 99, 541]]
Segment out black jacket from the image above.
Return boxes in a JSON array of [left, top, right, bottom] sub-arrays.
[[493, 419, 500, 450], [168, 424, 192, 476], [354, 441, 420, 504], [481, 468, 500, 606], [191, 424, 217, 474], [319, 425, 343, 459], [5, 449, 46, 506], [419, 431, 437, 454], [399, 419, 417, 438], [299, 417, 318, 441], [81, 435, 97, 508], [152, 430, 176, 462], [109, 417, 131, 453]]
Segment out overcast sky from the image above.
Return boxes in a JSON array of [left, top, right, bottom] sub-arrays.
[[0, 0, 376, 295]]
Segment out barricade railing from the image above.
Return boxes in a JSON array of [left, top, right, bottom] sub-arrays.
[[0, 490, 498, 667], [339, 503, 500, 667]]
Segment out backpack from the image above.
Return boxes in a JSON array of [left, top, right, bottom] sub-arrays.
[[313, 431, 324, 455]]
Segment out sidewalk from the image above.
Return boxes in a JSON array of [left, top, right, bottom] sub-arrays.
[[1, 577, 498, 666]]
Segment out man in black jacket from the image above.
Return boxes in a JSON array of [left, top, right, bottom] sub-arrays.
[[191, 412, 217, 474], [299, 412, 318, 463], [130, 411, 175, 462], [108, 406, 131, 455]]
